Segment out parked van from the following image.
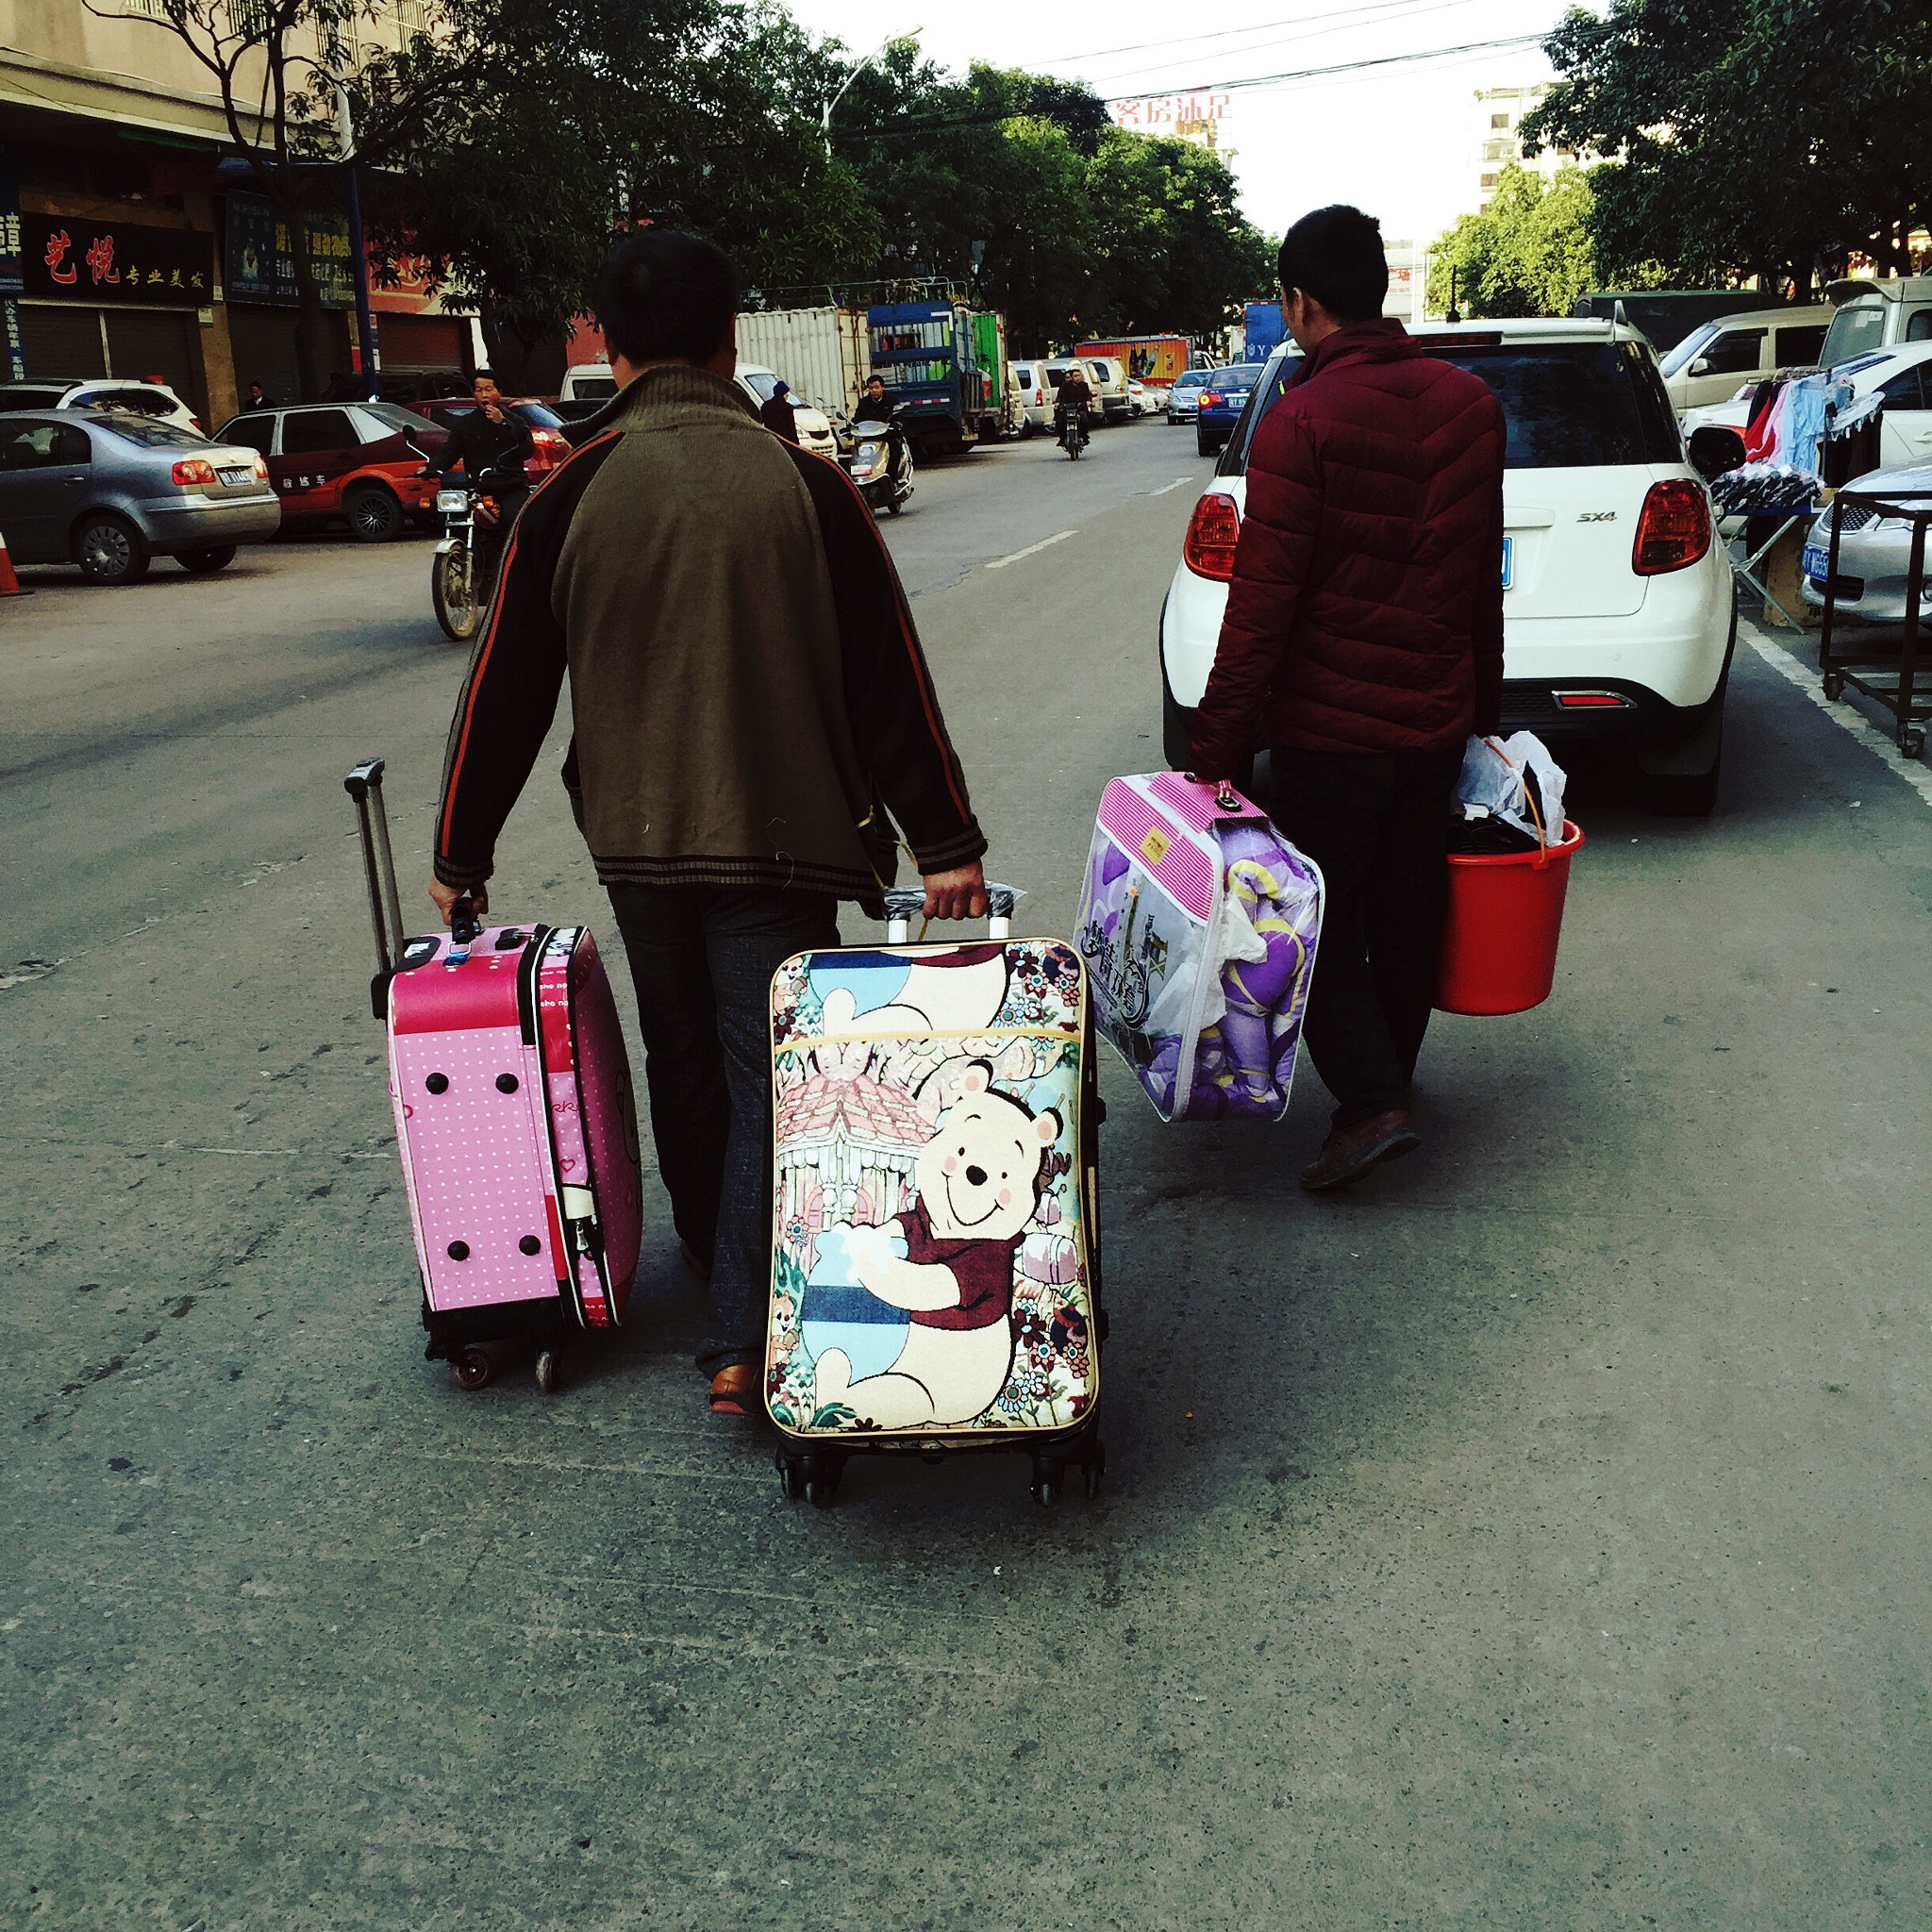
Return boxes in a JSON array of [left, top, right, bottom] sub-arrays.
[[559, 361, 618, 406], [1657, 304, 1836, 412], [1009, 358, 1055, 434], [1819, 276, 1932, 371]]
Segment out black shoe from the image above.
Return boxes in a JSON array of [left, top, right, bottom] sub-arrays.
[[1299, 1109, 1422, 1191]]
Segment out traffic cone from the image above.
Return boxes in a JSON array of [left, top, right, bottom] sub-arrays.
[[0, 527, 28, 597]]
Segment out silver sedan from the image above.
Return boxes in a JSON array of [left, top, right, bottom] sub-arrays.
[[1802, 459, 1932, 623], [0, 408, 280, 586]]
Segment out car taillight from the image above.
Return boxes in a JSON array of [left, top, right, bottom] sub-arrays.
[[1632, 479, 1711, 575], [190, 416, 203, 430], [252, 454, 269, 480], [1199, 391, 1224, 408], [171, 458, 216, 485], [1183, 491, 1242, 580]]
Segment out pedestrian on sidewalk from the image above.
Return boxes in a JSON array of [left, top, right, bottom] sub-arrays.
[[1189, 204, 1507, 1191], [428, 229, 989, 1413], [759, 378, 800, 443]]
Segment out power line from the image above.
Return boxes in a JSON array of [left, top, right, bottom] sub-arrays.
[[836, 32, 1553, 141], [1072, 0, 1488, 71]]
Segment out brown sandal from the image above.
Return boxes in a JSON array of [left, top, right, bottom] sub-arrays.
[[708, 1364, 757, 1416]]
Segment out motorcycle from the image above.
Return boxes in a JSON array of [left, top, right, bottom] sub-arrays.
[[1057, 407, 1090, 459], [428, 463, 523, 641], [843, 427, 914, 516]]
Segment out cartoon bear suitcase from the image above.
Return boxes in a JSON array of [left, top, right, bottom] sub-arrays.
[[346, 758, 643, 1394], [766, 887, 1105, 1507]]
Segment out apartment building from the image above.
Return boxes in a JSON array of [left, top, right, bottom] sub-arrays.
[[0, 0, 468, 425], [1474, 82, 1588, 213]]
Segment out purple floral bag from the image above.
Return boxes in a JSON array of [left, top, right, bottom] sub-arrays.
[[1076, 773, 1324, 1122]]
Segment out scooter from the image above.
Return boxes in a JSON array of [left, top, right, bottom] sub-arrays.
[[844, 427, 914, 516], [427, 462, 523, 641]]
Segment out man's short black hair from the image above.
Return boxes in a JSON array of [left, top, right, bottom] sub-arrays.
[[472, 368, 497, 384], [592, 230, 739, 366], [1277, 205, 1388, 325]]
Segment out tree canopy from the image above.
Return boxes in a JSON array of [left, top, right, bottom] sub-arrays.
[[1524, 0, 1932, 292]]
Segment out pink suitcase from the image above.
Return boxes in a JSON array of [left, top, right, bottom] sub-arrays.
[[346, 758, 642, 1392]]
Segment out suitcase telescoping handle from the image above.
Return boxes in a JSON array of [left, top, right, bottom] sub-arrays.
[[882, 882, 1017, 943], [344, 757, 408, 980]]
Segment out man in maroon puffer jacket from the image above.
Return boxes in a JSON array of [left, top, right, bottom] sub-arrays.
[[1191, 205, 1507, 1191]]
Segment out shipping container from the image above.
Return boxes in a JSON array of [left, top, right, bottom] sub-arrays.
[[1074, 334, 1191, 385], [734, 307, 871, 418]]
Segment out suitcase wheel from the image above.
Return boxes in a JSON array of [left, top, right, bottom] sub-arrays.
[[534, 1348, 563, 1395], [804, 1451, 844, 1508], [452, 1344, 493, 1392], [1083, 1439, 1107, 1500], [1030, 1455, 1060, 1508], [774, 1448, 806, 1503]]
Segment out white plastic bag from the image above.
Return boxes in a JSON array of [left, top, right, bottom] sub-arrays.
[[1455, 732, 1565, 846]]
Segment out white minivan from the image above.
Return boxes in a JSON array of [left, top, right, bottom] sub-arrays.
[[1659, 304, 1835, 412], [1008, 358, 1056, 434], [1818, 276, 1932, 370], [1160, 318, 1737, 815]]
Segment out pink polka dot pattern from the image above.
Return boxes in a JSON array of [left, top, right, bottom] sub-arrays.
[[391, 1023, 560, 1312]]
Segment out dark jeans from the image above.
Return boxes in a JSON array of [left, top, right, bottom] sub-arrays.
[[607, 884, 841, 1375], [1269, 744, 1462, 1130]]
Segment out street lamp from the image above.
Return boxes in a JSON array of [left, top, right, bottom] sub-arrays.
[[822, 28, 923, 152]]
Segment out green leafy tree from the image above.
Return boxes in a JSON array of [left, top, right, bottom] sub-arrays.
[[1428, 162, 1607, 318], [1524, 0, 1932, 292]]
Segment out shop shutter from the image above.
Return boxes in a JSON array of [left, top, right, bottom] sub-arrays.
[[18, 304, 108, 378], [105, 310, 197, 404], [379, 313, 465, 371], [225, 307, 303, 409]]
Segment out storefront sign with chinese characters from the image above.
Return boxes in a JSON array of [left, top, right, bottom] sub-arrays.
[[224, 191, 354, 308], [0, 153, 22, 295], [22, 212, 213, 307]]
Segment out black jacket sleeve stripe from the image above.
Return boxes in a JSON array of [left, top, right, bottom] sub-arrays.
[[785, 446, 986, 873], [434, 430, 622, 887]]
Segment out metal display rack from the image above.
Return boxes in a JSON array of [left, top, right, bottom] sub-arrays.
[[1816, 484, 1932, 759]]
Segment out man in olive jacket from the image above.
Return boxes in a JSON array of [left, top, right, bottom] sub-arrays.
[[429, 231, 988, 1415]]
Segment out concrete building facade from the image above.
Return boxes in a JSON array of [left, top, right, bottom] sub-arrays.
[[1, 1, 471, 427]]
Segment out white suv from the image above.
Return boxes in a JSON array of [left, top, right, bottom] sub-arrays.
[[0, 376, 203, 435], [1159, 317, 1738, 815]]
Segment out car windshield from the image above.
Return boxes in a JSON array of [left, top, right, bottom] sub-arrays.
[[1209, 365, 1262, 389], [359, 402, 439, 432], [1822, 300, 1889, 369], [1657, 321, 1720, 379], [740, 372, 781, 403], [1424, 340, 1682, 467], [569, 375, 617, 397], [89, 415, 208, 448], [511, 401, 565, 428]]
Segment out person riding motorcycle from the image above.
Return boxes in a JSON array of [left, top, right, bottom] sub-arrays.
[[852, 374, 907, 467], [1055, 367, 1094, 449], [424, 370, 536, 575]]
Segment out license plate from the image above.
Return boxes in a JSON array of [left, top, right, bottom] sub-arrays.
[[218, 467, 252, 485], [1501, 536, 1514, 589], [1803, 543, 1830, 581]]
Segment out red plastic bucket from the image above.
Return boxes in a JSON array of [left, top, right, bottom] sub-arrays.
[[1436, 819, 1585, 1016]]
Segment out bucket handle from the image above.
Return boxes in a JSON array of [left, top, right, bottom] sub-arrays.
[[1480, 736, 1553, 869]]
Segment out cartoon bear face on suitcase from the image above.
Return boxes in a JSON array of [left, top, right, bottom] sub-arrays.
[[806, 1062, 1062, 1430]]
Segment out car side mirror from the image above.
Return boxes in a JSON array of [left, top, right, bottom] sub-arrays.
[[1688, 358, 1711, 378], [1688, 425, 1748, 482]]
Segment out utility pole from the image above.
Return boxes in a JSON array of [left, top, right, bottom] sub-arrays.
[[333, 68, 378, 401]]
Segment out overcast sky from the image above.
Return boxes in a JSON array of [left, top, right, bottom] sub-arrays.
[[788, 0, 1566, 251]]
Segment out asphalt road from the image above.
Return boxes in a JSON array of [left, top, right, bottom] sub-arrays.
[[4, 416, 1930, 1929]]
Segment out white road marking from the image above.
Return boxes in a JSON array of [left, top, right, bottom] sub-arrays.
[[985, 528, 1077, 570], [1743, 620, 1932, 810], [1148, 476, 1193, 496]]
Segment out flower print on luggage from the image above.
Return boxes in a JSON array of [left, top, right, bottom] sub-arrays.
[[767, 941, 1092, 1436]]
